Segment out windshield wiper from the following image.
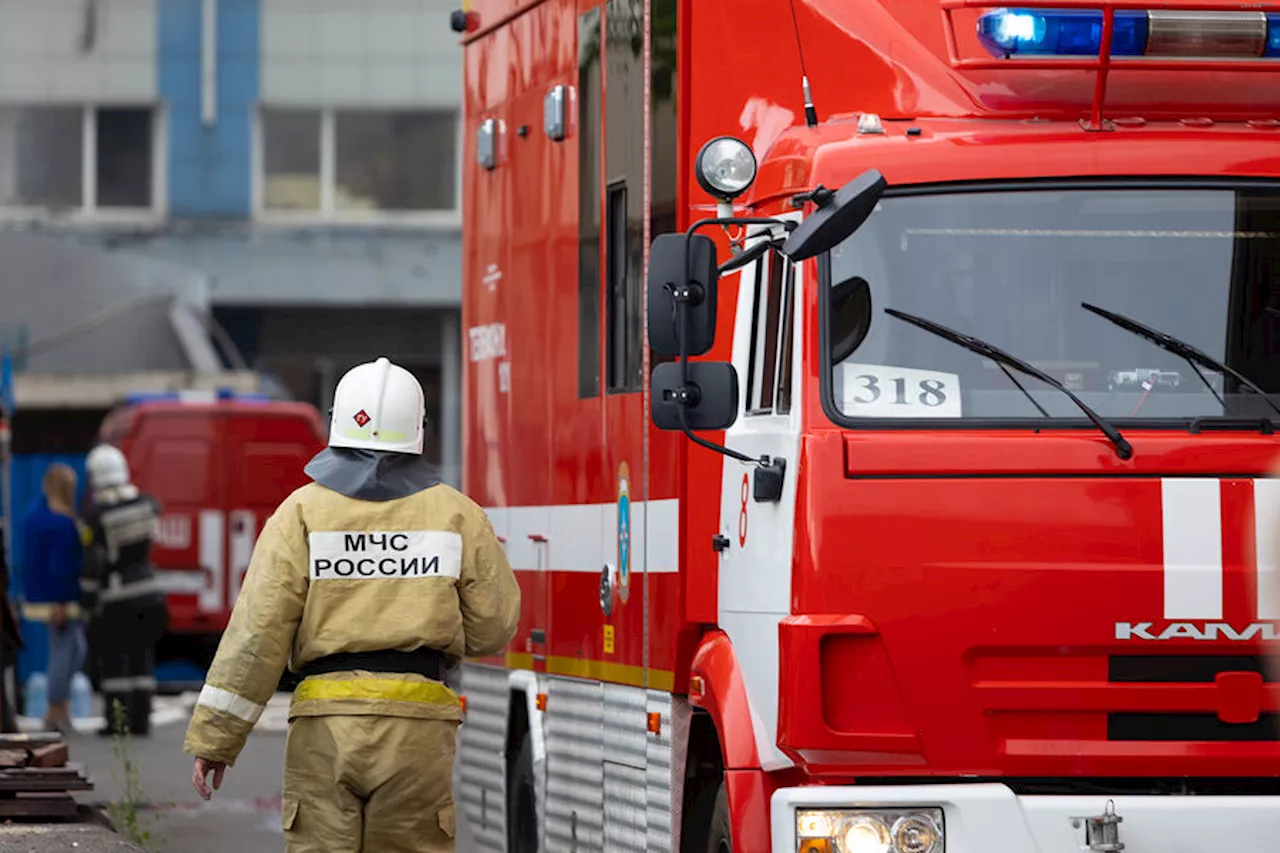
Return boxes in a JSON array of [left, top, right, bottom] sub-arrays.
[[884, 308, 1133, 460], [1081, 302, 1280, 418]]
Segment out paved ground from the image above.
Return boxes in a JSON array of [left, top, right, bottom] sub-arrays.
[[50, 692, 290, 852], [0, 822, 147, 852], [15, 692, 479, 852]]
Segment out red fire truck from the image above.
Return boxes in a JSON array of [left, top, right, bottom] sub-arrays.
[[97, 391, 326, 646], [455, 1, 1280, 851]]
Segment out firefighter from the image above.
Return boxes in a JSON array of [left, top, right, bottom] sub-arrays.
[[183, 357, 520, 853], [81, 444, 168, 737]]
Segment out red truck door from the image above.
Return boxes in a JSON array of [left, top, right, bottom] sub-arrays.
[[126, 409, 229, 633], [222, 409, 325, 608]]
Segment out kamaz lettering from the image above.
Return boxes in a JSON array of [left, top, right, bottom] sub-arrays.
[[1115, 621, 1280, 641]]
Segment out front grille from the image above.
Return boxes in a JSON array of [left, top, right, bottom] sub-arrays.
[[1107, 655, 1279, 742], [1109, 713, 1280, 742], [1109, 655, 1269, 683]]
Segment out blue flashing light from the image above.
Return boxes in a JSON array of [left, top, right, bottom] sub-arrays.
[[122, 390, 272, 406], [1267, 14, 1280, 58], [977, 9, 1149, 57]]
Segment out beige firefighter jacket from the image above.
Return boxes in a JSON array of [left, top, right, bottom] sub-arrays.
[[182, 482, 520, 766]]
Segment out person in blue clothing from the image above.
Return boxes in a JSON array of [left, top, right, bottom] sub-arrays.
[[20, 464, 87, 735]]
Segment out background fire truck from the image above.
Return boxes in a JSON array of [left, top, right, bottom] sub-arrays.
[[96, 391, 326, 686], [455, 1, 1280, 851]]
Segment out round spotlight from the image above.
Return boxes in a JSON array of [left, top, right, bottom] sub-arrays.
[[837, 816, 890, 853], [695, 136, 757, 201], [891, 814, 942, 853]]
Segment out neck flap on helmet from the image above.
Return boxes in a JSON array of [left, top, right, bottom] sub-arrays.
[[304, 447, 441, 502]]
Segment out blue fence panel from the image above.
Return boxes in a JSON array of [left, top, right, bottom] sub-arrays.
[[6, 453, 88, 682]]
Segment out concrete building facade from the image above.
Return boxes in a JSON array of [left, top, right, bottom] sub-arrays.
[[0, 0, 464, 484]]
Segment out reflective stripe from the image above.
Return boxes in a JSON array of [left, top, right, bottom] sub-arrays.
[[197, 685, 265, 724], [293, 677, 458, 706], [98, 577, 163, 604], [102, 676, 157, 692], [22, 602, 83, 622], [80, 579, 100, 592]]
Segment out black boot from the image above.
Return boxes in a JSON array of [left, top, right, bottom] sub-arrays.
[[99, 693, 126, 737], [128, 689, 152, 736]]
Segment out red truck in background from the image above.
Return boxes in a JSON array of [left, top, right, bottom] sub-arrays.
[[96, 390, 326, 665]]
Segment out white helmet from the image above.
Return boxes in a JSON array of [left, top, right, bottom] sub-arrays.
[[86, 444, 131, 489], [328, 357, 425, 455]]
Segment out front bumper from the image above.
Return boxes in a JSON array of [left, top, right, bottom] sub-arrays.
[[770, 782, 1280, 852]]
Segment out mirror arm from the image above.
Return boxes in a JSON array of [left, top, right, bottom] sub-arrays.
[[674, 309, 769, 468], [717, 237, 785, 275], [685, 216, 798, 237]]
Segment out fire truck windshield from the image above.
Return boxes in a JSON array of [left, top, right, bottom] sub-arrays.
[[826, 183, 1280, 427]]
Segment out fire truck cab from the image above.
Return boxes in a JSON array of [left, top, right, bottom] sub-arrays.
[[457, 2, 1280, 851]]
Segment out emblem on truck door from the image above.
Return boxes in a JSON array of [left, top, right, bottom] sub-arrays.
[[617, 462, 631, 604]]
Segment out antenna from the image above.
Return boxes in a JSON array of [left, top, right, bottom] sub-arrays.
[[788, 0, 818, 128]]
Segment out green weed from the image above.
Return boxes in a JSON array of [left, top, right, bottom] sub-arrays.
[[104, 699, 164, 851]]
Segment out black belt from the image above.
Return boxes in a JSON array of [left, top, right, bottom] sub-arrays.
[[297, 648, 447, 681]]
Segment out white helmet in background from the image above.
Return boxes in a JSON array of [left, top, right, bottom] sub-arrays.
[[86, 444, 131, 489], [328, 357, 425, 455]]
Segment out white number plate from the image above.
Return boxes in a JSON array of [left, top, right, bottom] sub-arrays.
[[837, 363, 962, 418]]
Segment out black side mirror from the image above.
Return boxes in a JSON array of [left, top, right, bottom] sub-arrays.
[[781, 169, 886, 262], [650, 361, 739, 431], [647, 233, 719, 357]]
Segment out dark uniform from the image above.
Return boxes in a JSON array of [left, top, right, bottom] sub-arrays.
[[81, 487, 168, 736]]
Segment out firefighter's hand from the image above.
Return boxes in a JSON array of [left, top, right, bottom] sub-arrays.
[[50, 604, 66, 630], [192, 757, 227, 800]]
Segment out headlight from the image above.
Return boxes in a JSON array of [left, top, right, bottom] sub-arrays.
[[694, 136, 757, 201], [796, 808, 944, 853]]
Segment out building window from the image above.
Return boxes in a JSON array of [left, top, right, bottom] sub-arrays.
[[257, 107, 459, 222], [0, 105, 160, 216], [261, 109, 321, 210], [97, 108, 153, 208]]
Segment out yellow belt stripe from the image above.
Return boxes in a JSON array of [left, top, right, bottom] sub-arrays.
[[293, 677, 459, 706]]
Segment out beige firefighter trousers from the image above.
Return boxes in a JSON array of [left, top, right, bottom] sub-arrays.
[[282, 714, 459, 852]]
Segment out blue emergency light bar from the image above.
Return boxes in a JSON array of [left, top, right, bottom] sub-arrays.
[[123, 389, 271, 405], [977, 8, 1280, 58]]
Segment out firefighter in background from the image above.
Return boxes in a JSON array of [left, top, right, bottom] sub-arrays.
[[81, 444, 168, 737], [184, 357, 520, 853]]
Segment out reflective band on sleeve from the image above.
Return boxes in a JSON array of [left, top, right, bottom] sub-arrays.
[[293, 677, 459, 707], [103, 675, 158, 692], [98, 577, 164, 603], [197, 685, 266, 724], [22, 603, 83, 622]]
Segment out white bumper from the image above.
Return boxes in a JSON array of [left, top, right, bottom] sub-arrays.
[[770, 782, 1280, 852]]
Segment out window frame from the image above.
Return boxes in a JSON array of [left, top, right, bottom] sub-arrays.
[[817, 176, 1280, 433], [252, 104, 462, 229], [745, 246, 796, 418], [0, 103, 167, 223]]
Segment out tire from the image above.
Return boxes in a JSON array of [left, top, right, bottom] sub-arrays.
[[507, 730, 539, 853], [705, 782, 732, 853], [684, 778, 732, 853]]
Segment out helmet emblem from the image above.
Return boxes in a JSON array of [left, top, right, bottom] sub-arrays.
[[353, 409, 371, 427]]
